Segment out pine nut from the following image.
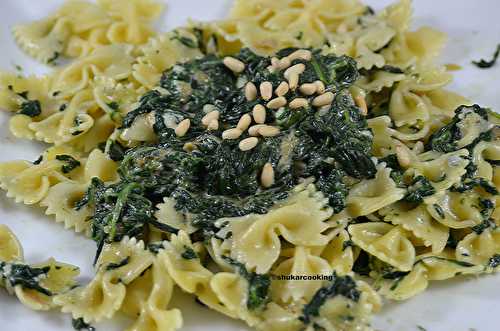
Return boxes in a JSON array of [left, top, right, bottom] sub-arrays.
[[248, 124, 266, 136], [314, 80, 325, 94], [267, 96, 287, 109], [284, 63, 305, 79], [175, 118, 190, 137], [207, 119, 219, 130], [245, 82, 257, 101], [289, 98, 308, 109], [223, 56, 245, 73], [260, 81, 273, 101], [288, 49, 312, 61], [271, 57, 279, 67], [239, 137, 259, 151], [253, 104, 266, 124], [237, 114, 252, 131], [201, 110, 219, 125], [312, 92, 334, 107], [355, 95, 368, 116], [278, 57, 291, 70], [259, 125, 280, 137], [299, 83, 317, 95], [261, 162, 275, 188], [222, 128, 243, 140], [396, 145, 411, 168], [288, 73, 299, 90], [275, 81, 289, 96]]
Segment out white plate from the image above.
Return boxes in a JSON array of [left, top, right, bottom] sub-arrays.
[[0, 1, 499, 331]]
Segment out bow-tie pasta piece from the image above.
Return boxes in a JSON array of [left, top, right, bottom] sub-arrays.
[[271, 246, 332, 304], [132, 29, 203, 89], [385, 204, 449, 253], [121, 258, 183, 331], [0, 228, 80, 311], [300, 275, 381, 331], [382, 264, 429, 301], [256, 302, 302, 331], [411, 149, 469, 192], [319, 230, 355, 275], [417, 249, 484, 280], [40, 182, 92, 234], [0, 224, 23, 262], [367, 116, 398, 157], [51, 45, 134, 97], [154, 198, 197, 235], [425, 191, 484, 229], [39, 148, 116, 232], [346, 165, 406, 217], [456, 229, 500, 267], [12, 17, 71, 64], [210, 271, 260, 326], [224, 184, 332, 274], [381, 26, 446, 69], [158, 231, 236, 318], [55, 237, 154, 323], [357, 69, 406, 93], [13, 258, 80, 311], [389, 67, 452, 127], [380, 0, 412, 33], [472, 140, 500, 181], [349, 222, 416, 271]]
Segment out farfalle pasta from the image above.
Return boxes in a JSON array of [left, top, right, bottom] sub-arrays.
[[0, 0, 499, 331]]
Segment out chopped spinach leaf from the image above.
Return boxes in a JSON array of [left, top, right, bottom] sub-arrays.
[[433, 204, 445, 219], [403, 175, 435, 203], [426, 104, 490, 153], [181, 246, 198, 259], [300, 272, 360, 325], [72, 317, 95, 331], [33, 155, 43, 165], [55, 155, 81, 173], [223, 256, 270, 310], [488, 254, 500, 268], [105, 257, 130, 271], [47, 52, 60, 65], [0, 262, 52, 296], [472, 44, 500, 68], [107, 140, 126, 161], [19, 99, 41, 117], [170, 30, 198, 48]]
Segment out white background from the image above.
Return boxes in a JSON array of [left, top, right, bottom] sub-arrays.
[[0, 1, 499, 330]]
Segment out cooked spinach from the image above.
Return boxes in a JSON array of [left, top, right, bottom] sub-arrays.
[[433, 204, 445, 219], [105, 257, 130, 271], [181, 246, 198, 259], [426, 104, 490, 153], [170, 30, 198, 49], [33, 155, 43, 165], [55, 155, 81, 173], [300, 273, 360, 325], [72, 317, 95, 331], [83, 47, 378, 250], [451, 177, 498, 195], [472, 44, 500, 68], [488, 254, 500, 268], [222, 256, 270, 310], [403, 175, 435, 203], [107, 140, 126, 161], [19, 99, 42, 117], [0, 262, 52, 296], [471, 219, 497, 235]]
